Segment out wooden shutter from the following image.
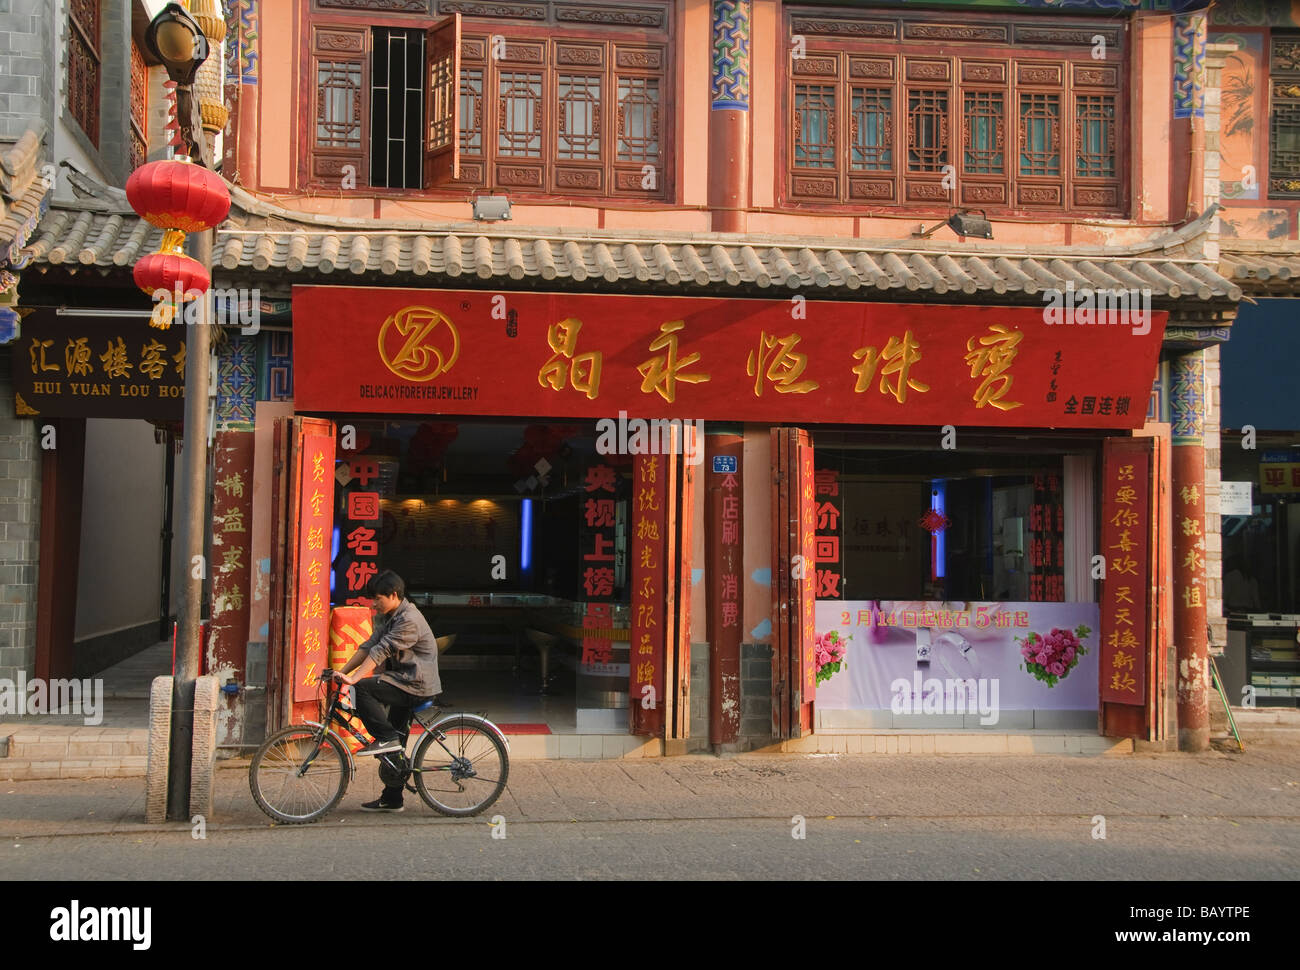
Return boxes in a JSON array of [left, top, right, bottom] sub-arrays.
[[771, 427, 816, 740], [307, 24, 369, 189], [425, 13, 461, 187]]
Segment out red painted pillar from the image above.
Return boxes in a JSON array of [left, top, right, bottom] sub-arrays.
[[705, 428, 743, 746], [708, 1, 751, 234], [1170, 12, 1206, 220], [1171, 350, 1209, 751], [230, 1, 260, 186]]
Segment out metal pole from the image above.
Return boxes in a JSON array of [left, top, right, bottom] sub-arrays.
[[166, 225, 213, 819], [160, 430, 175, 643]]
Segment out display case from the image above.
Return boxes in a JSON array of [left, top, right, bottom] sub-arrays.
[[1237, 614, 1300, 708]]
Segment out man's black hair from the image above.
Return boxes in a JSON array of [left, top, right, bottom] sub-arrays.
[[367, 570, 405, 600]]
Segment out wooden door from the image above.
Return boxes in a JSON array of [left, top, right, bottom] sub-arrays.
[[770, 427, 816, 740]]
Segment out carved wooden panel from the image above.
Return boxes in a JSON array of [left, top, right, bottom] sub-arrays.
[[461, 38, 486, 60], [614, 169, 654, 191], [906, 181, 949, 202], [555, 167, 602, 190], [557, 45, 603, 66], [454, 162, 485, 183], [1072, 64, 1117, 88], [499, 42, 545, 64], [1014, 25, 1120, 48], [616, 48, 662, 70], [961, 182, 1006, 205], [437, 1, 546, 19], [792, 175, 838, 198], [961, 61, 1006, 84], [1017, 184, 1062, 206], [793, 56, 840, 78], [555, 5, 666, 28], [848, 178, 895, 201], [315, 29, 364, 52], [904, 22, 1007, 43], [790, 17, 896, 39], [496, 163, 544, 186], [1016, 62, 1063, 86], [318, 0, 430, 11], [850, 57, 893, 80], [1073, 185, 1118, 208], [906, 59, 950, 82]]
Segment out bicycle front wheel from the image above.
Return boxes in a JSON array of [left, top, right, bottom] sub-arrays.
[[413, 716, 509, 817], [249, 725, 349, 824]]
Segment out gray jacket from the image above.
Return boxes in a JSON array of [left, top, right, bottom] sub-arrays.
[[363, 599, 441, 698]]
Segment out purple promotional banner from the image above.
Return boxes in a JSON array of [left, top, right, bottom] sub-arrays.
[[814, 600, 1101, 714]]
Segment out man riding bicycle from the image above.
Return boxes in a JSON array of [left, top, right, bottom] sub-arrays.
[[322, 569, 440, 812]]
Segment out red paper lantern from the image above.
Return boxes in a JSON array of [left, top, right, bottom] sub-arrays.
[[133, 250, 211, 299], [126, 156, 231, 233]]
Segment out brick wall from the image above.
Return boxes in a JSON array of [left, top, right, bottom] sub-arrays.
[[0, 351, 41, 682], [0, 0, 57, 141]]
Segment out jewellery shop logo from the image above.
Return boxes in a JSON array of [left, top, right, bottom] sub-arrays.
[[890, 632, 1001, 725]]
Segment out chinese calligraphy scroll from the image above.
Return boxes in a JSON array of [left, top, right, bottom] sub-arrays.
[[1099, 439, 1152, 706], [630, 452, 668, 736], [293, 433, 336, 704], [705, 431, 744, 744], [208, 430, 255, 742]]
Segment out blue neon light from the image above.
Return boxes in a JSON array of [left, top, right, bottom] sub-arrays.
[[330, 526, 339, 594], [931, 480, 946, 580], [520, 499, 533, 572]]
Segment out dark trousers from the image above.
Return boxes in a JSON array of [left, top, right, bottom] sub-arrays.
[[354, 678, 420, 803]]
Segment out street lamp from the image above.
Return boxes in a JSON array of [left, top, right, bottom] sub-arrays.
[[139, 0, 222, 822]]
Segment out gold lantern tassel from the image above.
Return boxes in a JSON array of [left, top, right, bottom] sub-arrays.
[[149, 229, 189, 330]]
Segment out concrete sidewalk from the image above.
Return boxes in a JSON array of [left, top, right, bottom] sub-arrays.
[[1, 743, 1297, 841]]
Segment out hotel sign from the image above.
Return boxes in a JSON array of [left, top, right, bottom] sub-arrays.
[[10, 309, 186, 420], [293, 287, 1166, 429]]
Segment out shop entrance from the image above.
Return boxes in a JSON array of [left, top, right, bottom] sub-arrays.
[[268, 415, 694, 742]]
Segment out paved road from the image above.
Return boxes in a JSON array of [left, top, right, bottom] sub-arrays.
[[3, 743, 1297, 880]]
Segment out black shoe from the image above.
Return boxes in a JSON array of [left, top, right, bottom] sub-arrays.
[[356, 738, 402, 757], [361, 798, 404, 813]]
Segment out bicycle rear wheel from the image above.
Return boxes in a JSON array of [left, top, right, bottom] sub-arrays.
[[250, 725, 349, 824], [413, 716, 509, 817]]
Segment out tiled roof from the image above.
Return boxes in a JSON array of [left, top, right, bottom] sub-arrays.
[[0, 123, 51, 270], [14, 174, 1243, 305], [1219, 242, 1300, 295]]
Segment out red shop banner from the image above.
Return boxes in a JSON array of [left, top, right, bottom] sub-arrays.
[[630, 453, 667, 736], [292, 287, 1166, 429], [293, 434, 336, 703], [1099, 442, 1152, 706]]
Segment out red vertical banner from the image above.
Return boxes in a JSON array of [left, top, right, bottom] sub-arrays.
[[1100, 440, 1152, 705], [209, 431, 255, 742], [630, 454, 667, 736], [339, 456, 382, 606], [797, 439, 817, 734], [293, 434, 336, 703], [813, 467, 842, 599], [706, 434, 744, 744]]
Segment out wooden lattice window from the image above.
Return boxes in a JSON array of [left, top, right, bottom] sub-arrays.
[[907, 89, 949, 172], [1269, 33, 1300, 198], [850, 88, 892, 172], [303, 4, 670, 200], [1018, 92, 1061, 176], [783, 11, 1124, 215], [1074, 94, 1115, 178], [963, 91, 1004, 175], [67, 0, 101, 148], [129, 40, 148, 170]]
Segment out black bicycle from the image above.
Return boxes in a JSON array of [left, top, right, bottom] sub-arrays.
[[249, 676, 510, 824]]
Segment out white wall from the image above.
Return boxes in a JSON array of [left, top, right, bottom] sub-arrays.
[[74, 418, 167, 640]]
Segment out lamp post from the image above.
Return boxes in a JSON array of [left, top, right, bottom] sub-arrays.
[[142, 1, 217, 820]]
